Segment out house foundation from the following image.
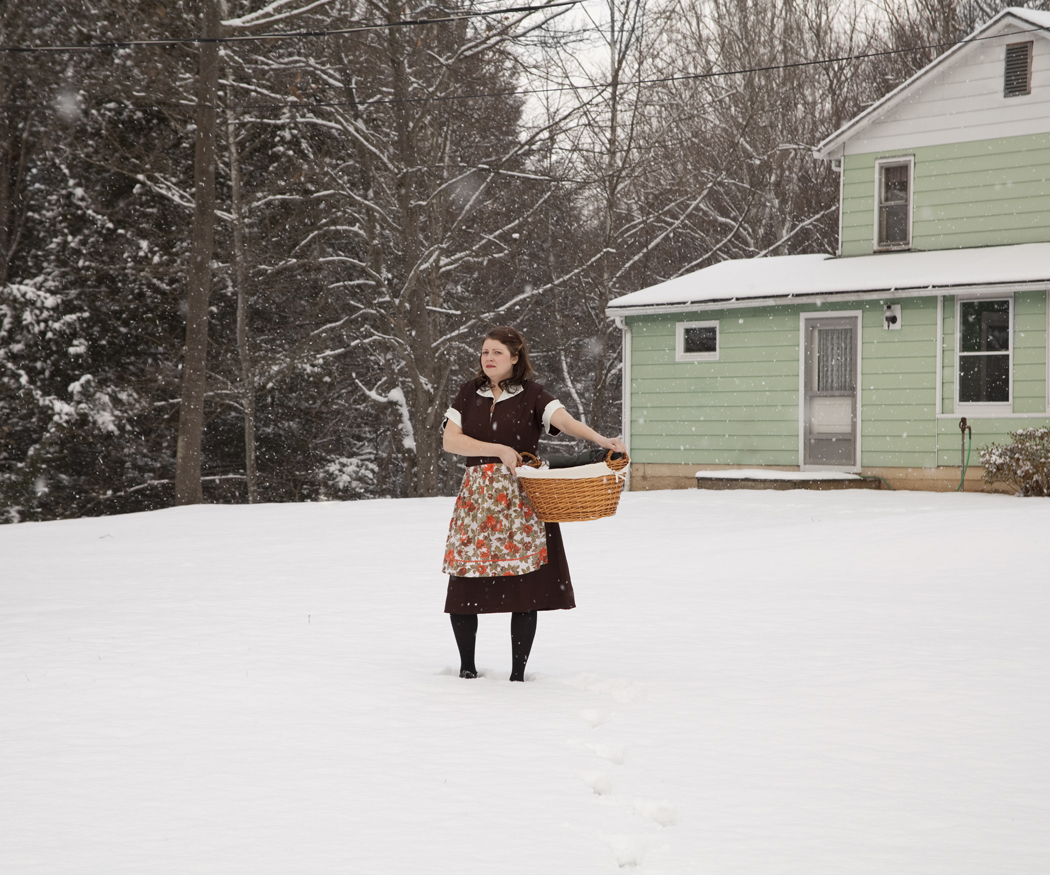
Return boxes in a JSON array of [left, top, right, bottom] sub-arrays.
[[628, 463, 1016, 494]]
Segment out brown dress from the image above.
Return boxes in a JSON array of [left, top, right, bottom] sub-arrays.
[[443, 379, 575, 614]]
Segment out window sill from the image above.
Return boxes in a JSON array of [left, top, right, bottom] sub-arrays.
[[955, 403, 1013, 418]]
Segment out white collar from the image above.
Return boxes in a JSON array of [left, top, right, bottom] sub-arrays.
[[477, 382, 523, 403]]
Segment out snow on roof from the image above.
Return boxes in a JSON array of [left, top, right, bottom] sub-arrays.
[[606, 241, 1050, 312], [816, 8, 1050, 159]]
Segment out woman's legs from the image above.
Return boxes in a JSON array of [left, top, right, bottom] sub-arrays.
[[510, 610, 537, 682], [449, 613, 478, 678]]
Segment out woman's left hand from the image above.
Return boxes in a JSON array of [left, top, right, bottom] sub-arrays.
[[599, 436, 627, 454]]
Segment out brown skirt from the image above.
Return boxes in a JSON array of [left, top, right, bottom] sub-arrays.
[[444, 522, 575, 614]]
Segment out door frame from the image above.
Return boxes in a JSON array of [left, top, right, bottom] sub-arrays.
[[798, 310, 863, 472]]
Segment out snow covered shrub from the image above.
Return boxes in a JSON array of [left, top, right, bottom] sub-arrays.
[[980, 428, 1050, 496], [319, 455, 380, 500]]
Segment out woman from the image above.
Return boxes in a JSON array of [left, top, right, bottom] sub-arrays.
[[441, 326, 627, 681]]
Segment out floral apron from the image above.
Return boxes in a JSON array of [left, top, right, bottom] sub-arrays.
[[443, 463, 548, 578]]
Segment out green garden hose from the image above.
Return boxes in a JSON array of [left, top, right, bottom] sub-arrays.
[[956, 421, 972, 492]]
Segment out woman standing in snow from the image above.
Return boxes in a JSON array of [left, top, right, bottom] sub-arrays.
[[441, 326, 626, 681]]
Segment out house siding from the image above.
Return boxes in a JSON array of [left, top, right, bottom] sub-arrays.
[[840, 133, 1050, 256], [841, 23, 1050, 155], [627, 290, 1048, 471]]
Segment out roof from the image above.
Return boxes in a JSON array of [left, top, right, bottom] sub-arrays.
[[816, 7, 1050, 160], [605, 241, 1050, 314]]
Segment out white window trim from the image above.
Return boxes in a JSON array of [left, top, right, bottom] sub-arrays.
[[954, 293, 1013, 417], [676, 320, 719, 362], [872, 155, 914, 252]]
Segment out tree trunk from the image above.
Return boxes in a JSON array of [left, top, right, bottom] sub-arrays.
[[225, 86, 258, 503], [174, 0, 220, 506]]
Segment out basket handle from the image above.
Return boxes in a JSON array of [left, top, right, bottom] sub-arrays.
[[605, 449, 630, 472], [520, 451, 543, 469]]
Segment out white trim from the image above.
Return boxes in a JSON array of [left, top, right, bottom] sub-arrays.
[[873, 156, 914, 252], [954, 293, 1014, 412], [606, 281, 1050, 317], [798, 310, 863, 472], [835, 160, 844, 257], [441, 407, 462, 432], [476, 383, 524, 402], [541, 399, 565, 435], [935, 411, 1049, 419], [935, 294, 944, 416], [815, 9, 1050, 159], [675, 320, 719, 362], [613, 316, 632, 490]]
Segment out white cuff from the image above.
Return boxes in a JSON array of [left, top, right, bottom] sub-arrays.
[[542, 399, 565, 435], [441, 407, 462, 433]]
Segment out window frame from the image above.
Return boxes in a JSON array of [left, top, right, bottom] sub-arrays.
[[872, 155, 914, 252], [954, 294, 1013, 416], [675, 320, 719, 362]]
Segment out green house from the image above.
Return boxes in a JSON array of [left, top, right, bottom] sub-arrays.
[[607, 7, 1050, 491]]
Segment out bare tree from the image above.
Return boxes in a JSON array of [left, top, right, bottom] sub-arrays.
[[175, 0, 222, 505]]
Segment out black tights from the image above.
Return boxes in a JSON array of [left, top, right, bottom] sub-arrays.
[[449, 611, 538, 681]]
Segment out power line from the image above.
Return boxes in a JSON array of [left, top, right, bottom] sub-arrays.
[[3, 23, 1047, 113], [0, 1, 576, 54]]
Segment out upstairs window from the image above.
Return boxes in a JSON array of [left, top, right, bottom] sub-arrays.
[[958, 298, 1011, 407], [1004, 42, 1033, 97], [875, 157, 912, 250], [676, 320, 719, 362]]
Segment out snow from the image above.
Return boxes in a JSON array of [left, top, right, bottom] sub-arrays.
[[695, 469, 860, 481], [605, 241, 1050, 312], [2, 490, 1048, 874]]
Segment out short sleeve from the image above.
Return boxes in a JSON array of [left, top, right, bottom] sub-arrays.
[[533, 384, 565, 436], [441, 381, 474, 432]]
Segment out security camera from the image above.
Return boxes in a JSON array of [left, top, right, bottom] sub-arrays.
[[884, 304, 901, 330]]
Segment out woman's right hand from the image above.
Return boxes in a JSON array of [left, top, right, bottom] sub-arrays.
[[497, 444, 523, 475]]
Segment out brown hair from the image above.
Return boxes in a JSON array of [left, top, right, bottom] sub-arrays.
[[473, 326, 535, 390]]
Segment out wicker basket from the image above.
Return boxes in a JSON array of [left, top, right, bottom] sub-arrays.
[[517, 451, 630, 523]]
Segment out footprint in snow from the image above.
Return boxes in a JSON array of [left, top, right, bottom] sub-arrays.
[[564, 672, 644, 704], [580, 770, 613, 796], [632, 797, 677, 827], [579, 708, 613, 728], [602, 833, 651, 869], [576, 740, 625, 764]]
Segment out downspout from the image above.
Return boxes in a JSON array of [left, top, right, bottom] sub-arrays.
[[613, 315, 632, 490]]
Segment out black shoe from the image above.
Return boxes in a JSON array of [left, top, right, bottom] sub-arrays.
[[460, 669, 478, 679]]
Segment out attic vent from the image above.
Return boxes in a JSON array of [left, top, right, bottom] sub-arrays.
[[1004, 42, 1033, 97]]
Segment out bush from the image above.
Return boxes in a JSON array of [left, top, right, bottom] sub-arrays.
[[980, 428, 1050, 496]]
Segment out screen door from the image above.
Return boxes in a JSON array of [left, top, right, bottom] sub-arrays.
[[803, 316, 858, 467]]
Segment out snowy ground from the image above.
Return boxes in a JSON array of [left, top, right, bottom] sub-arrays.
[[2, 488, 1048, 874]]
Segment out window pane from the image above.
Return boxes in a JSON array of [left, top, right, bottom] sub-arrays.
[[959, 353, 1010, 403], [683, 326, 716, 354], [960, 300, 1009, 353], [879, 203, 908, 245], [817, 327, 853, 392], [881, 164, 908, 203]]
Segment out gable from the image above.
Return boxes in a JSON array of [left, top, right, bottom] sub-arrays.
[[818, 9, 1050, 159]]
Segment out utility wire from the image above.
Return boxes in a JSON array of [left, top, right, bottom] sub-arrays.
[[3, 22, 1047, 112], [0, 1, 576, 53]]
